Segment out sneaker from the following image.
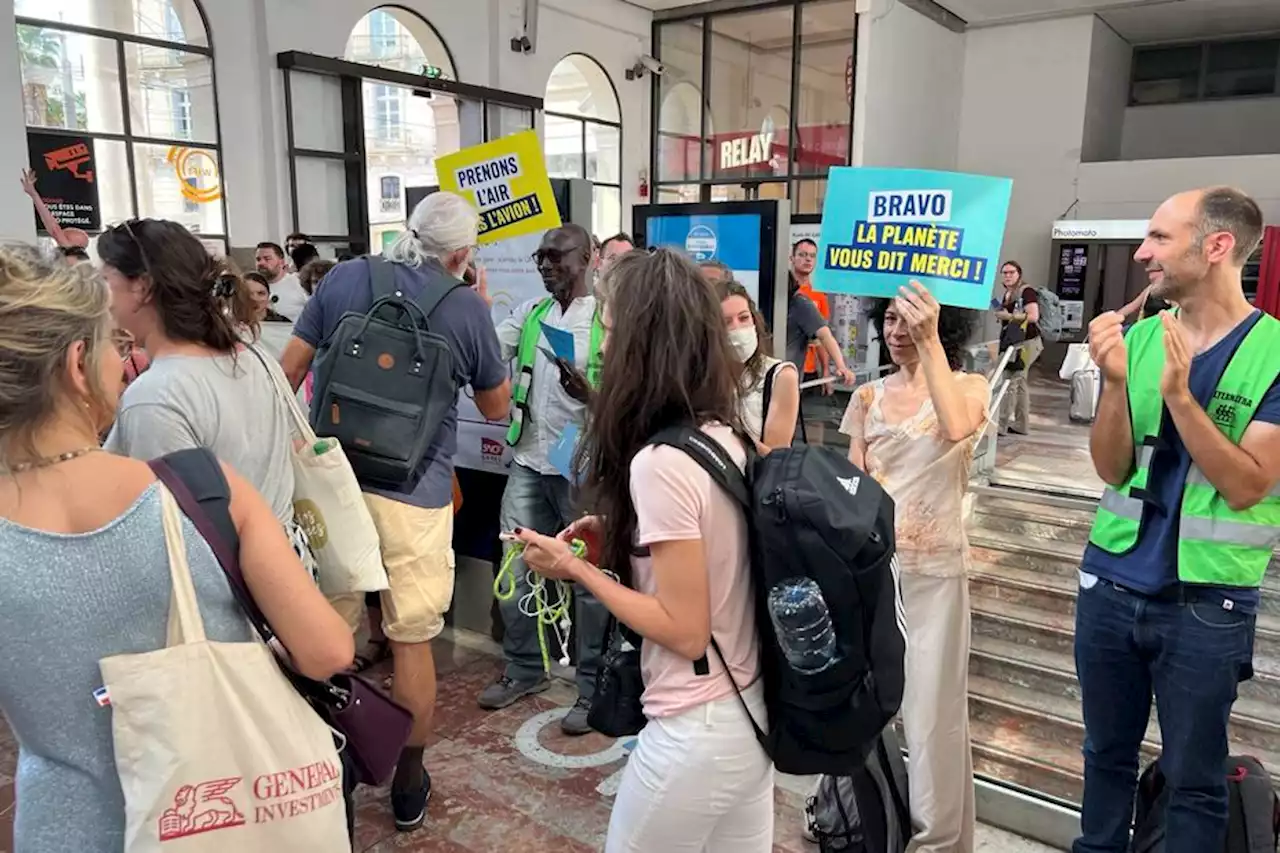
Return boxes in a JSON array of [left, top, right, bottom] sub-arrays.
[[477, 674, 551, 710], [391, 770, 431, 832], [560, 696, 593, 736]]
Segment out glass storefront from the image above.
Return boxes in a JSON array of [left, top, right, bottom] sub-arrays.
[[651, 0, 856, 213], [15, 0, 226, 246]]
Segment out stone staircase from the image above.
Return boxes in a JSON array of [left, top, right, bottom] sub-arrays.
[[964, 483, 1280, 804]]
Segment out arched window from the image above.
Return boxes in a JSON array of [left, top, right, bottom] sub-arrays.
[[345, 7, 459, 251], [15, 0, 225, 246], [544, 55, 622, 237]]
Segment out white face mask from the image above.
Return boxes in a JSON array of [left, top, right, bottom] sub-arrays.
[[728, 326, 759, 362]]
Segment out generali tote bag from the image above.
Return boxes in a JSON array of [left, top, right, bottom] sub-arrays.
[[248, 344, 386, 596], [99, 486, 351, 853]]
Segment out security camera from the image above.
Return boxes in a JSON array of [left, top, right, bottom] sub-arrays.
[[638, 54, 666, 76]]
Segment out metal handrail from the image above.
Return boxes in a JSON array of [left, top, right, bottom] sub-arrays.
[[799, 361, 895, 391]]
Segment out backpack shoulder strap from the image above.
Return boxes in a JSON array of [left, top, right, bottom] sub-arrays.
[[648, 425, 751, 509], [367, 256, 398, 301], [413, 261, 467, 321], [148, 449, 273, 644], [760, 361, 784, 428]]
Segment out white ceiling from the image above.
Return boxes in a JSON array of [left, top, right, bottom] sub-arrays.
[[634, 0, 1280, 43], [1101, 0, 1280, 43]]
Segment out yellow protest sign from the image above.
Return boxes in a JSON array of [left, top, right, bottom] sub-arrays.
[[436, 130, 561, 244]]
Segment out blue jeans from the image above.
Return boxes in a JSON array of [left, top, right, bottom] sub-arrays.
[[497, 463, 607, 698], [1072, 576, 1255, 853]]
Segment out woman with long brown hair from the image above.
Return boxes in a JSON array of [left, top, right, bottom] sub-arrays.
[[715, 277, 799, 448], [513, 248, 773, 851], [98, 220, 311, 571]]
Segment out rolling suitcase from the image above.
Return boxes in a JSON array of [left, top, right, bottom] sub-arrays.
[[1070, 368, 1100, 424]]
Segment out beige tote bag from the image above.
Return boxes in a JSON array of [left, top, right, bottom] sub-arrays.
[[99, 486, 351, 853], [249, 343, 386, 596]]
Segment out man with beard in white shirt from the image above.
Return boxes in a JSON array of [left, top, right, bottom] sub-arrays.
[[255, 240, 310, 322]]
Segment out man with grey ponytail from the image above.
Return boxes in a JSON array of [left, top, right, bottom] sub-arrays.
[[281, 191, 511, 833]]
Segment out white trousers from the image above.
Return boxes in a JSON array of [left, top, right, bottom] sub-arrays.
[[901, 572, 976, 853], [605, 682, 774, 853]]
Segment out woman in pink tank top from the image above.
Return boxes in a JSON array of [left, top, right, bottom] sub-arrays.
[[515, 248, 774, 852]]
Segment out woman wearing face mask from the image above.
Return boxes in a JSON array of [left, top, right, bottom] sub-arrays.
[[716, 278, 799, 449], [838, 281, 987, 853]]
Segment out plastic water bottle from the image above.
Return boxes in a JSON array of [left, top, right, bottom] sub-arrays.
[[768, 578, 838, 674]]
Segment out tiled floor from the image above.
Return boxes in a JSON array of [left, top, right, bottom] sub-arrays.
[[992, 376, 1104, 498], [0, 629, 1058, 852]]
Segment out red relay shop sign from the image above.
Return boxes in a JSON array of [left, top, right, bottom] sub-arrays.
[[27, 130, 102, 231], [659, 124, 850, 183]]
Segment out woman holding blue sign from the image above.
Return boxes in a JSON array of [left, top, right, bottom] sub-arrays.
[[839, 281, 989, 853]]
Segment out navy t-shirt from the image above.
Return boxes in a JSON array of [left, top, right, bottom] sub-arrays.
[[293, 258, 507, 509], [1082, 310, 1280, 614], [786, 293, 826, 372]]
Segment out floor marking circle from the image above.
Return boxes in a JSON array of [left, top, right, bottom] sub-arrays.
[[513, 708, 630, 770]]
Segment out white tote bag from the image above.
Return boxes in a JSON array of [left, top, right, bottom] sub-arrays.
[[100, 487, 351, 853], [1059, 342, 1095, 380], [250, 345, 386, 595]]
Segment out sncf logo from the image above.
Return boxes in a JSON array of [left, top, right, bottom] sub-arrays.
[[159, 777, 246, 841], [480, 437, 505, 462]]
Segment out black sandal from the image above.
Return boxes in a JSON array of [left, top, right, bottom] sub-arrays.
[[349, 638, 391, 673]]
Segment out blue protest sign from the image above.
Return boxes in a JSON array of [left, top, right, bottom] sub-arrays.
[[548, 423, 581, 482], [813, 167, 1013, 310], [540, 322, 576, 364]]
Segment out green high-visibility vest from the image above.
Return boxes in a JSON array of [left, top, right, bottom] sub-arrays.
[[506, 298, 605, 447], [1088, 312, 1280, 588]]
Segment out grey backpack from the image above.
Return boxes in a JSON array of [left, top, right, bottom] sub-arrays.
[[1034, 287, 1067, 342], [310, 256, 463, 490], [805, 728, 912, 853]]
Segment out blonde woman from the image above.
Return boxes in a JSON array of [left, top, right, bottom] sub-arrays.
[[0, 247, 352, 852]]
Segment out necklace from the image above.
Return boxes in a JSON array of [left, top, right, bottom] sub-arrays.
[[5, 446, 101, 474]]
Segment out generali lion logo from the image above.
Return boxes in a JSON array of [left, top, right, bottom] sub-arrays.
[[159, 777, 246, 840], [158, 761, 344, 842]]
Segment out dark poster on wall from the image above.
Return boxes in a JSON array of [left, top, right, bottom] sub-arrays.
[[1056, 243, 1088, 300], [27, 131, 101, 232]]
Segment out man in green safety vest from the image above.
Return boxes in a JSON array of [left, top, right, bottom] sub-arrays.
[[1074, 187, 1280, 853], [477, 223, 609, 736]]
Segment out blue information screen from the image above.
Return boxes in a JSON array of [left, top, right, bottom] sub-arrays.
[[645, 214, 763, 303]]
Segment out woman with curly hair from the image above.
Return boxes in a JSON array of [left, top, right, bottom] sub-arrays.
[[838, 282, 988, 853]]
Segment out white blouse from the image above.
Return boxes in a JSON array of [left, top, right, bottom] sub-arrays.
[[739, 356, 795, 442]]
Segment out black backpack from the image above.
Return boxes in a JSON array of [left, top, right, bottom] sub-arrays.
[[310, 257, 463, 490], [1132, 756, 1280, 853], [650, 427, 906, 776], [805, 728, 912, 853]]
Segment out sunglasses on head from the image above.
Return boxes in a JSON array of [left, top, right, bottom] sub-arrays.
[[119, 220, 155, 281]]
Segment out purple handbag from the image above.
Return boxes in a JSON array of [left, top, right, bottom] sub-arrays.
[[150, 452, 413, 787]]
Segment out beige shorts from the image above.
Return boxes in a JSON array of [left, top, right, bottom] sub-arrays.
[[329, 494, 455, 644]]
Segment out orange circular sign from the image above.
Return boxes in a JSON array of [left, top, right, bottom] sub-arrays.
[[167, 147, 222, 204]]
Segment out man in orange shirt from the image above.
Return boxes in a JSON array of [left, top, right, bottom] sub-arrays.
[[792, 239, 832, 383]]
